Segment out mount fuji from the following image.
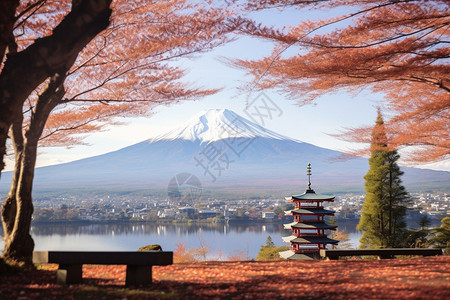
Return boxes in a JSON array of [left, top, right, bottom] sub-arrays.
[[0, 109, 448, 193], [151, 109, 287, 143]]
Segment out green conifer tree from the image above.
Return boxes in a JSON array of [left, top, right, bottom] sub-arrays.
[[256, 235, 289, 261], [265, 236, 275, 248], [357, 110, 410, 248], [428, 217, 450, 254]]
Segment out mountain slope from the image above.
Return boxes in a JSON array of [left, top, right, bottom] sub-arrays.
[[0, 109, 448, 193]]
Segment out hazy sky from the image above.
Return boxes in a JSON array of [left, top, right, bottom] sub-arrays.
[[3, 5, 449, 172]]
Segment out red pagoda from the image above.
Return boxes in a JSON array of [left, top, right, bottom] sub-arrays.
[[279, 163, 338, 260]]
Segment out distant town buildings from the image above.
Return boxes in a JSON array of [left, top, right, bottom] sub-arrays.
[[29, 190, 448, 225]]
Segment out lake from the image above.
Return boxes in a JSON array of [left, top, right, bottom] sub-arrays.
[[0, 220, 361, 259]]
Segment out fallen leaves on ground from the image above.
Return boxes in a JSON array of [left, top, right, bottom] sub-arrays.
[[0, 256, 448, 299]]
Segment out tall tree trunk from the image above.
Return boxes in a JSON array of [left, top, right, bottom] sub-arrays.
[[0, 0, 19, 174], [2, 138, 36, 263], [1, 118, 23, 238], [2, 74, 65, 263], [0, 0, 112, 176]]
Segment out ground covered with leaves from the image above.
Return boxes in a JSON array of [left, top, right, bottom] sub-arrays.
[[1, 256, 448, 299]]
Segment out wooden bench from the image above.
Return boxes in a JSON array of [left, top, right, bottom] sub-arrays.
[[320, 248, 442, 260], [33, 251, 173, 286]]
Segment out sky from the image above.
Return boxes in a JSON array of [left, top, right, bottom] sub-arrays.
[[3, 4, 449, 172]]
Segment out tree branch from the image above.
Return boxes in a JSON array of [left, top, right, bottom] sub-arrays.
[[0, 0, 112, 174]]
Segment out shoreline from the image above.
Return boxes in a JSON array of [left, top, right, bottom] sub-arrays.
[[30, 217, 361, 226]]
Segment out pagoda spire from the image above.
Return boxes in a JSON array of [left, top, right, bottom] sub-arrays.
[[307, 163, 312, 189], [306, 163, 314, 192]]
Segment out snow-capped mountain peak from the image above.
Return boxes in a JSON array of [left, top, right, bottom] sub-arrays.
[[150, 109, 292, 143]]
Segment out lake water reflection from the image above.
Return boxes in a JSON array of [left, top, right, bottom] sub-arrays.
[[1, 220, 361, 259]]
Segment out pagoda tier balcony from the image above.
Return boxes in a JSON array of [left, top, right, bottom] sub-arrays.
[[293, 248, 322, 254], [294, 202, 324, 209], [293, 233, 326, 237], [284, 221, 337, 230], [287, 208, 335, 215], [282, 235, 339, 245], [288, 215, 333, 222], [291, 230, 335, 237], [294, 246, 326, 252]]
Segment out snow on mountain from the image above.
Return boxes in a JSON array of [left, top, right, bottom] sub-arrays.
[[150, 109, 291, 143]]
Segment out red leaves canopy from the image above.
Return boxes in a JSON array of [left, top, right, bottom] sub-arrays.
[[235, 0, 449, 163], [15, 0, 233, 147]]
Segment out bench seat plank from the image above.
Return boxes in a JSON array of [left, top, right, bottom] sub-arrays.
[[33, 251, 173, 286], [320, 248, 442, 260], [33, 251, 172, 265]]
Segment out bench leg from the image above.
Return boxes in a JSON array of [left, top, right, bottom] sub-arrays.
[[324, 257, 337, 260], [57, 264, 82, 284], [378, 255, 394, 259], [126, 265, 152, 286]]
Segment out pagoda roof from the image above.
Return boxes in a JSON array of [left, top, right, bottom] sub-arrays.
[[285, 188, 335, 201], [282, 235, 339, 244], [286, 188, 335, 202], [284, 221, 337, 230], [286, 208, 335, 215], [279, 250, 317, 260]]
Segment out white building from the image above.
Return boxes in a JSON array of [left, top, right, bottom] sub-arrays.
[[262, 211, 275, 219]]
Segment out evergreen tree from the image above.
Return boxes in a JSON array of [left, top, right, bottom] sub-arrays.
[[256, 236, 289, 261], [265, 236, 275, 248], [418, 215, 432, 230], [428, 217, 450, 254], [404, 216, 432, 248], [357, 110, 410, 248]]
